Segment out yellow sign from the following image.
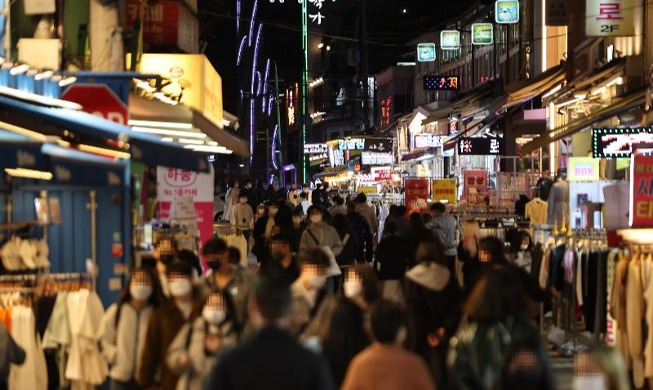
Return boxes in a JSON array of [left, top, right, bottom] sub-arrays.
[[568, 157, 600, 181], [132, 53, 224, 128], [359, 186, 377, 194], [432, 179, 457, 205]]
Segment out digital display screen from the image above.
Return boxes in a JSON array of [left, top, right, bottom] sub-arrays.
[[423, 75, 459, 91]]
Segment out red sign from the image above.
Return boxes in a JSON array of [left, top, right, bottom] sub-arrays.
[[463, 169, 489, 197], [630, 155, 653, 227], [61, 84, 128, 125], [404, 178, 430, 215], [125, 0, 198, 54]]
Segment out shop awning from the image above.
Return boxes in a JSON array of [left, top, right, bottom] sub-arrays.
[[0, 141, 127, 187], [442, 106, 515, 149], [191, 109, 250, 158], [520, 88, 647, 156], [421, 107, 452, 126], [129, 93, 250, 159], [0, 94, 210, 173], [499, 63, 567, 111]]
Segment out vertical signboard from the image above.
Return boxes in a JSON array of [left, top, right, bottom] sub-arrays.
[[630, 155, 653, 227], [586, 0, 637, 36], [404, 178, 430, 215], [156, 166, 215, 265]]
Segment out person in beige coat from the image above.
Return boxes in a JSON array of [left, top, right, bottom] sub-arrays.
[[341, 300, 435, 390], [167, 292, 239, 390]]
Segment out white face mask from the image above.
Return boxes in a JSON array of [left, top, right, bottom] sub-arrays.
[[343, 280, 362, 298], [268, 208, 278, 216], [520, 244, 529, 251], [130, 284, 152, 301], [168, 279, 192, 297], [308, 274, 327, 289], [573, 375, 606, 390], [310, 215, 322, 224], [202, 307, 226, 325]]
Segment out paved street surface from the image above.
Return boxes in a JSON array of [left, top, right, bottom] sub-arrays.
[[549, 348, 574, 390]]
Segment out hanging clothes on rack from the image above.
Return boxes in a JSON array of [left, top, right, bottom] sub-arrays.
[[525, 197, 548, 225]]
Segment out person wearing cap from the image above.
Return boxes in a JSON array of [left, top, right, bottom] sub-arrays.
[[138, 260, 203, 390], [200, 237, 254, 335], [229, 193, 254, 252]]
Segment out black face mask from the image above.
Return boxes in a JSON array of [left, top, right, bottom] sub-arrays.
[[207, 260, 222, 271]]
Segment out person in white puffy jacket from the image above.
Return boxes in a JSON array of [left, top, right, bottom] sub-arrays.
[[98, 268, 165, 390], [166, 291, 239, 390]]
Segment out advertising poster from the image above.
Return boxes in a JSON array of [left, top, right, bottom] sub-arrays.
[[463, 169, 488, 197], [156, 166, 215, 264], [630, 155, 653, 227], [440, 30, 461, 49], [404, 178, 430, 215], [568, 157, 600, 181], [417, 43, 436, 62], [432, 179, 457, 205]]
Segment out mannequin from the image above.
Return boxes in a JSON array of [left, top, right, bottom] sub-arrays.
[[547, 168, 569, 229]]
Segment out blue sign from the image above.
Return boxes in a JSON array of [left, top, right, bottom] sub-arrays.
[[417, 43, 436, 62], [495, 0, 520, 24]]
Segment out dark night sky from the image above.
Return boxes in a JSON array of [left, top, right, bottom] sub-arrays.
[[200, 0, 476, 114]]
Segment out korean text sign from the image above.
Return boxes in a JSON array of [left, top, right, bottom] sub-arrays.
[[630, 155, 653, 227], [432, 179, 457, 205], [404, 178, 430, 215], [586, 0, 637, 36]]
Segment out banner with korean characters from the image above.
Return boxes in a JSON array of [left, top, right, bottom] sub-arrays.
[[404, 178, 431, 215], [432, 179, 457, 205], [463, 169, 488, 197], [156, 166, 214, 264], [586, 0, 638, 36], [630, 155, 653, 227]]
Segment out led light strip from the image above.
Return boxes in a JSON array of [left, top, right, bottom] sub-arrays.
[[5, 168, 53, 180]]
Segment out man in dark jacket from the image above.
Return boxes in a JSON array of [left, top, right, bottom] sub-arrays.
[[346, 201, 373, 262], [203, 276, 336, 390], [261, 233, 300, 286]]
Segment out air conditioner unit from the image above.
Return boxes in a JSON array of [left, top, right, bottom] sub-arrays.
[[17, 39, 61, 71]]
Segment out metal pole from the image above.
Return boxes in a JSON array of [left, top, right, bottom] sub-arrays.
[[274, 61, 285, 189], [89, 190, 97, 291], [301, 0, 309, 183]]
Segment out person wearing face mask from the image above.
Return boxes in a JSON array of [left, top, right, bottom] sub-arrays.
[[298, 205, 343, 261], [261, 233, 300, 286], [229, 193, 254, 252], [152, 237, 180, 298], [321, 266, 381, 386], [200, 237, 254, 335], [341, 300, 436, 390], [99, 267, 165, 390], [288, 248, 338, 343], [167, 292, 239, 390], [138, 261, 203, 390]]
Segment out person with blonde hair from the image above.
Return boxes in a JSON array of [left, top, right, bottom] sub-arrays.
[[458, 220, 481, 295]]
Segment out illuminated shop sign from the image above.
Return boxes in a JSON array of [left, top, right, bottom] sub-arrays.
[[495, 0, 520, 24], [440, 30, 461, 50], [417, 43, 436, 62], [337, 138, 392, 152], [592, 128, 653, 158], [304, 143, 328, 154], [472, 23, 494, 45], [423, 75, 459, 91], [458, 137, 504, 155], [586, 0, 636, 37], [361, 152, 394, 166], [414, 134, 446, 148]]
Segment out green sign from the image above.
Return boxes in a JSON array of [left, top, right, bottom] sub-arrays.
[[440, 30, 461, 50], [472, 23, 494, 45]]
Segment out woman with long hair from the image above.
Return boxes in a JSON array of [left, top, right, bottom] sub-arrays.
[[99, 267, 165, 390], [321, 265, 380, 386], [448, 268, 555, 390]]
